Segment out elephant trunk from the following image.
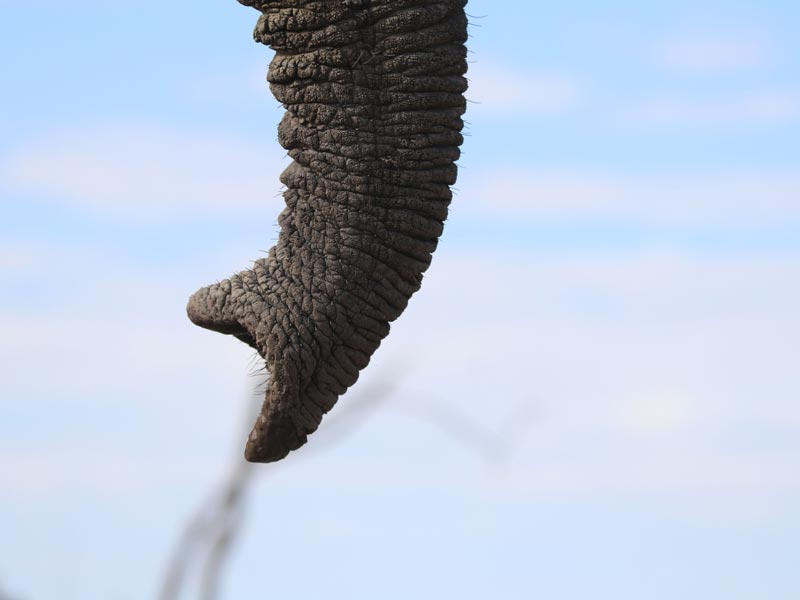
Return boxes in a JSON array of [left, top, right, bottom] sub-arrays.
[[187, 0, 468, 462]]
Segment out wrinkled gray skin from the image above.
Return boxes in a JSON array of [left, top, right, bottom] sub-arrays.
[[187, 0, 468, 463]]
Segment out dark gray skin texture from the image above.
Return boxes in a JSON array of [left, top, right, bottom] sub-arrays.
[[187, 0, 468, 463]]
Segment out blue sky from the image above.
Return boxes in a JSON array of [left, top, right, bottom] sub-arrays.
[[1, 1, 799, 599]]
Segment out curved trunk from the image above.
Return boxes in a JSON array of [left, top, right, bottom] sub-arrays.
[[187, 0, 468, 462]]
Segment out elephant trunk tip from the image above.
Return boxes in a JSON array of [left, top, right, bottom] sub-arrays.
[[186, 285, 225, 331], [186, 281, 252, 340], [244, 413, 300, 463], [186, 287, 211, 328]]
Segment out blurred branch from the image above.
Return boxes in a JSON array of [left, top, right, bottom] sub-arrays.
[[197, 459, 251, 600], [393, 392, 539, 464], [158, 387, 260, 600], [158, 367, 536, 599], [158, 374, 398, 600], [0, 582, 21, 600]]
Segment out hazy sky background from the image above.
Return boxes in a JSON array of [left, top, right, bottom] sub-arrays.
[[2, 0, 799, 598]]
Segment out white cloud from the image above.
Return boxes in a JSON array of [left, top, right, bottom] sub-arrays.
[[629, 89, 800, 127], [658, 32, 772, 72], [616, 389, 700, 432], [466, 60, 579, 115], [0, 241, 255, 404], [376, 249, 800, 519], [1, 124, 290, 220], [629, 29, 795, 128], [457, 168, 800, 225], [189, 65, 273, 105], [0, 240, 40, 272]]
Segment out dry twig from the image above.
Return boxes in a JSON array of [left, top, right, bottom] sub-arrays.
[[158, 370, 536, 599]]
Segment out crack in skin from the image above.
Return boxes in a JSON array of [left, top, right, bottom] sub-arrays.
[[187, 0, 468, 463]]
